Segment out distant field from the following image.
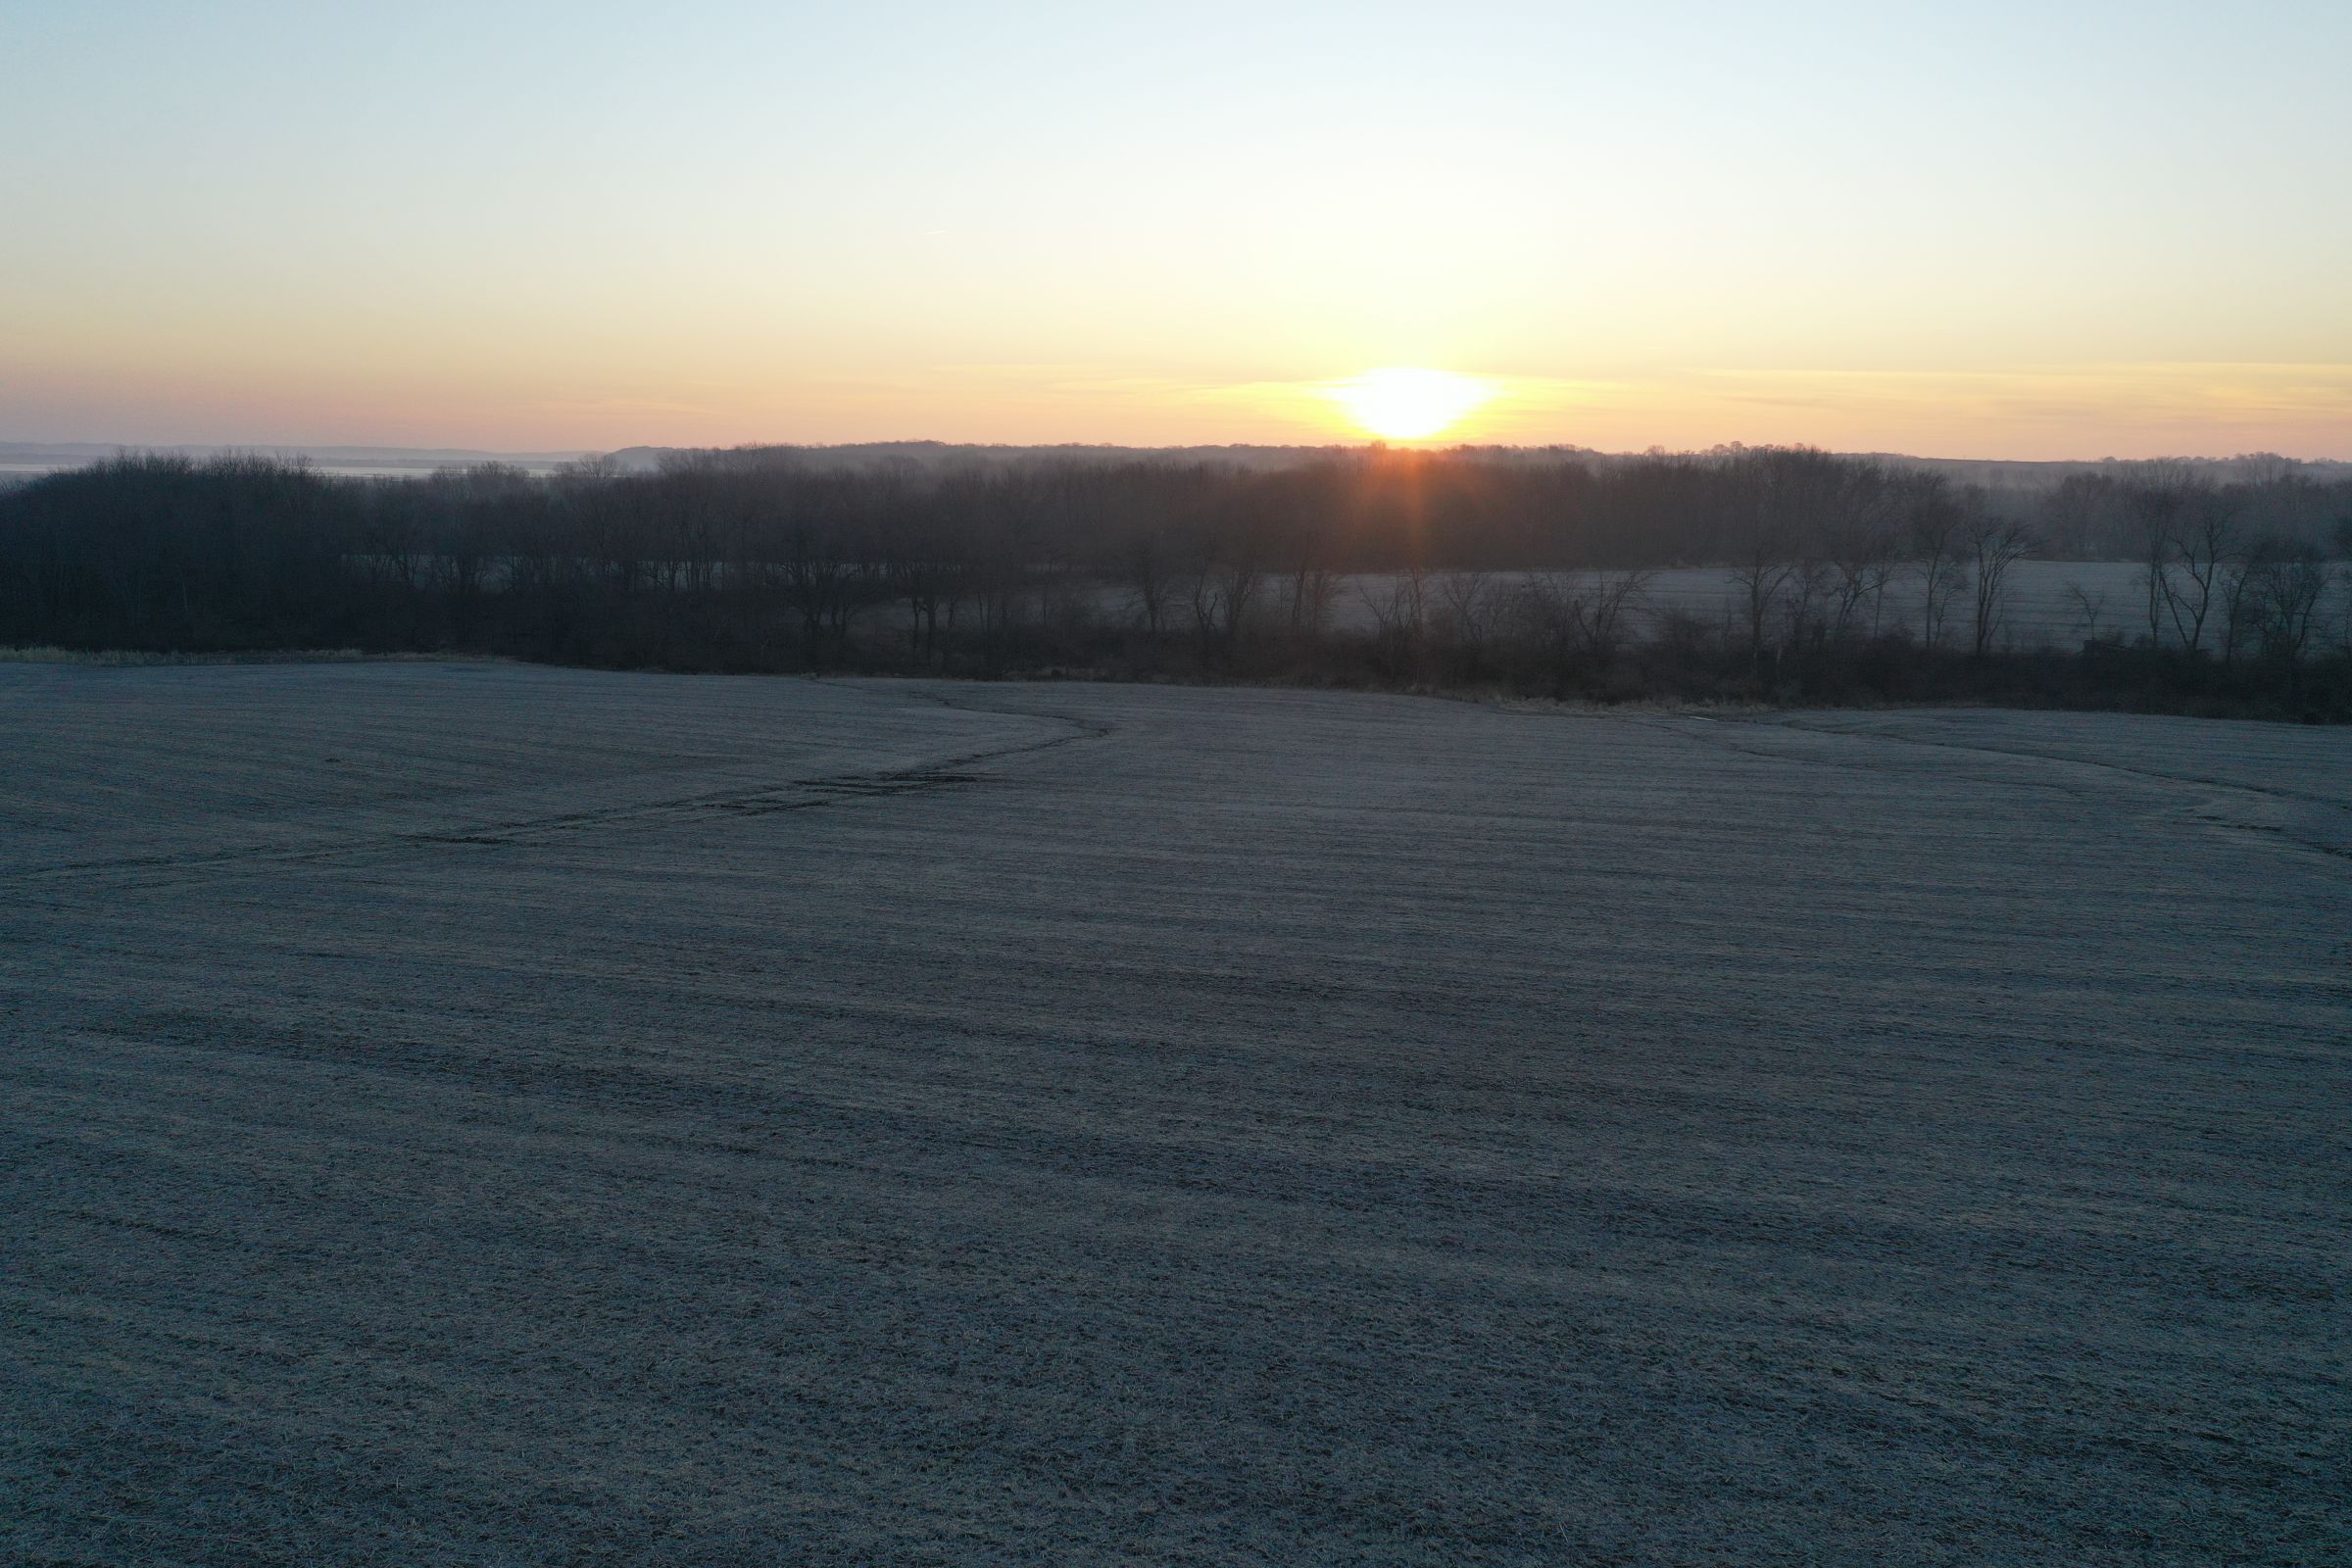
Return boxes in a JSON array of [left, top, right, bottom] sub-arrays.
[[4, 665, 2347, 1565], [1069, 559, 2328, 652], [1303, 561, 2215, 647]]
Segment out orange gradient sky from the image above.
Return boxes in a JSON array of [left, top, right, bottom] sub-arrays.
[[4, 2, 2348, 458]]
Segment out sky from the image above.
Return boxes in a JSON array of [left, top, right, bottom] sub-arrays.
[[2, 0, 2348, 458]]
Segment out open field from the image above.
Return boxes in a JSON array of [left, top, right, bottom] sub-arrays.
[[1229, 562, 2348, 652], [1309, 561, 2155, 646], [1051, 560, 2345, 659], [3, 664, 2348, 1564]]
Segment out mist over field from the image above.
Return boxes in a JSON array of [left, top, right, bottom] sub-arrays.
[[8, 444, 2351, 720], [5, 662, 2347, 1564]]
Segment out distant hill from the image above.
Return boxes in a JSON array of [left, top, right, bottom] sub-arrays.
[[600, 441, 1387, 474], [606, 441, 2352, 488], [9, 439, 2348, 489], [1862, 453, 2352, 492], [0, 442, 592, 478]]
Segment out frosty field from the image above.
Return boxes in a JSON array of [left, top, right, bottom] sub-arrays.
[[1308, 561, 2163, 647], [3, 663, 2348, 1565]]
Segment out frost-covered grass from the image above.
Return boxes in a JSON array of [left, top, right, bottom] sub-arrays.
[[0, 644, 377, 665], [2, 664, 2346, 1565]]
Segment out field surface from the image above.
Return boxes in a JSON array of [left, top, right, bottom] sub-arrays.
[[3, 663, 2347, 1566], [1311, 561, 2162, 647]]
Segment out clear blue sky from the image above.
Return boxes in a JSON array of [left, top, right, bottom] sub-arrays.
[[3, 1, 2347, 454]]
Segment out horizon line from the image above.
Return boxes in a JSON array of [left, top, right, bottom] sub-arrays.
[[6, 437, 2351, 468]]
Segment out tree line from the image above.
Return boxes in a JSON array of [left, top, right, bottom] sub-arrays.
[[3, 445, 2347, 717]]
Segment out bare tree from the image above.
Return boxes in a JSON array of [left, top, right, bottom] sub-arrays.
[[2121, 464, 2194, 643], [1968, 518, 2034, 657], [1910, 492, 1971, 652], [1357, 565, 1430, 662], [1437, 570, 1498, 664], [2037, 473, 2114, 561], [1288, 562, 1339, 638], [1728, 552, 1794, 667], [1722, 448, 1834, 668], [1275, 512, 1338, 637], [779, 516, 862, 665], [1511, 568, 1652, 691], [2065, 582, 2111, 647], [2158, 486, 2236, 655], [1814, 461, 1900, 643], [2242, 542, 2331, 663], [1582, 568, 1653, 665], [1186, 517, 1262, 654], [2217, 539, 2265, 665], [1123, 528, 1175, 641]]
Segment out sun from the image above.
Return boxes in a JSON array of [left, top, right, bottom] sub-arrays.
[[1329, 368, 1496, 441]]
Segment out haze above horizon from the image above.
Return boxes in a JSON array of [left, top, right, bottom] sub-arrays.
[[4, 1, 2347, 460]]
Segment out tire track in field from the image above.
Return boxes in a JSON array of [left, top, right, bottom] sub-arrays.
[[1693, 712, 2352, 866], [1772, 713, 2351, 811], [1620, 710, 2095, 800], [7, 690, 1113, 889]]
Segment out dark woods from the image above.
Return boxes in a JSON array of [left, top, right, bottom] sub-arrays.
[[5, 445, 2348, 717]]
